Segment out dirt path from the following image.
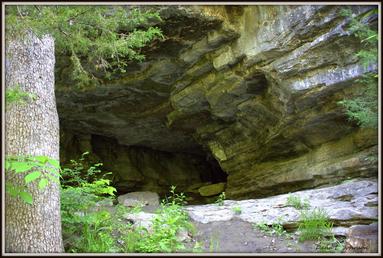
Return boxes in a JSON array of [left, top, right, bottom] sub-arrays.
[[186, 218, 317, 253]]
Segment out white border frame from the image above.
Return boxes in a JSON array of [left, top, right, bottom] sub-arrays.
[[1, 1, 381, 256]]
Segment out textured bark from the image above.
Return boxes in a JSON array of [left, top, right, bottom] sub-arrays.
[[5, 32, 64, 252]]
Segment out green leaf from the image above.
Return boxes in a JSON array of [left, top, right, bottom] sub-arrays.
[[38, 178, 49, 190], [46, 174, 61, 184], [25, 171, 42, 184], [11, 161, 37, 173], [34, 155, 49, 164], [47, 158, 60, 169], [6, 183, 19, 197], [19, 191, 33, 204], [45, 166, 61, 177]]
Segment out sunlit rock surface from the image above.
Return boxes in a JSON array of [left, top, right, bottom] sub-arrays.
[[185, 179, 378, 228]]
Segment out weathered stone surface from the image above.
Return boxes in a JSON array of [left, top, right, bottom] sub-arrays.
[[344, 223, 378, 253], [123, 211, 155, 231], [57, 5, 378, 198], [89, 199, 115, 213], [198, 182, 226, 197], [118, 191, 160, 209], [185, 179, 378, 229]]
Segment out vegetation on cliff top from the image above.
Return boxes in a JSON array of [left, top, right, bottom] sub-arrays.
[[339, 7, 378, 128], [5, 5, 164, 89]]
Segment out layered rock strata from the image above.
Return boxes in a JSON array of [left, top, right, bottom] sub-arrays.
[[56, 5, 378, 198]]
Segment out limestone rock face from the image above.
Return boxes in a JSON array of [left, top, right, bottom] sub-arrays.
[[56, 5, 378, 198], [185, 179, 378, 228]]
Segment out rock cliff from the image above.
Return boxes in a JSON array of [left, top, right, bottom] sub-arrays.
[[56, 5, 378, 199]]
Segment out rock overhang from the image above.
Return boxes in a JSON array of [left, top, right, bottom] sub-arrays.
[[55, 5, 378, 198]]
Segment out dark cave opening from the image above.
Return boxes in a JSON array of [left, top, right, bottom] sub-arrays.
[[60, 131, 227, 204]]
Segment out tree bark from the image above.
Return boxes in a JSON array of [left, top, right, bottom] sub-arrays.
[[5, 32, 64, 252]]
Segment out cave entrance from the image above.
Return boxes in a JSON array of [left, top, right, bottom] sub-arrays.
[[60, 131, 227, 205]]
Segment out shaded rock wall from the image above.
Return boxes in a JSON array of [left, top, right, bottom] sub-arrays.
[[57, 5, 378, 199], [60, 131, 226, 196]]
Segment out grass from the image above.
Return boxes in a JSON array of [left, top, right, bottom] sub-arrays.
[[297, 208, 333, 242], [286, 194, 310, 210], [209, 233, 220, 252]]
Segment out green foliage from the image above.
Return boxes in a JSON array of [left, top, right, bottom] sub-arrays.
[[232, 206, 242, 215], [5, 155, 61, 204], [61, 159, 117, 252], [124, 186, 194, 253], [209, 233, 220, 252], [254, 220, 286, 237], [62, 180, 194, 253], [338, 72, 378, 128], [5, 84, 37, 106], [215, 191, 226, 206], [339, 7, 378, 128], [254, 221, 270, 233], [5, 5, 164, 89], [62, 207, 117, 253], [318, 236, 345, 253], [61, 151, 107, 187], [297, 207, 345, 252], [192, 241, 203, 253], [298, 208, 333, 242], [286, 194, 310, 210], [163, 185, 188, 206]]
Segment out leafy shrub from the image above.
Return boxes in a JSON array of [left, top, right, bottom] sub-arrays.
[[61, 155, 194, 253], [61, 151, 106, 187], [215, 192, 226, 206], [123, 186, 194, 253], [60, 153, 117, 252]]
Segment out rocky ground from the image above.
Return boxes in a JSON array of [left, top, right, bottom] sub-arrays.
[[111, 178, 378, 253]]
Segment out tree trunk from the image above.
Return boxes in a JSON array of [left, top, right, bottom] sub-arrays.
[[5, 32, 64, 252]]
